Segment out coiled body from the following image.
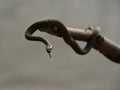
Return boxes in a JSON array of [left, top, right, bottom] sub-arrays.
[[25, 20, 99, 57]]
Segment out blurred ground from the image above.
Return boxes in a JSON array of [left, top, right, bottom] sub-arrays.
[[0, 0, 120, 90]]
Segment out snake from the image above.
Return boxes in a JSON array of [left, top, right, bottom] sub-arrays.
[[25, 20, 99, 57]]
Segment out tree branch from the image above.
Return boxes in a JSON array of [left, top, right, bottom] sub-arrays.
[[67, 27, 120, 63]]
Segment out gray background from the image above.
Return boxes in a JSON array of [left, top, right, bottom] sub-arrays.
[[0, 0, 120, 90]]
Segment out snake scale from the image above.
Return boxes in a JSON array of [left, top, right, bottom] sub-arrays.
[[25, 20, 99, 57]]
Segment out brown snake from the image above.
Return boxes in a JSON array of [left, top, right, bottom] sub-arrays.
[[25, 20, 99, 57]]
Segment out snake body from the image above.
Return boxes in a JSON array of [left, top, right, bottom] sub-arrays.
[[25, 20, 99, 57]]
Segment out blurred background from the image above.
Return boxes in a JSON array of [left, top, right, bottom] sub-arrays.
[[0, 0, 120, 90]]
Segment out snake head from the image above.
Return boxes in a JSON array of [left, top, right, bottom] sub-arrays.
[[46, 44, 53, 58]]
